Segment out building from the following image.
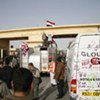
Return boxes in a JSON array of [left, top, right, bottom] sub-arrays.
[[0, 23, 100, 59]]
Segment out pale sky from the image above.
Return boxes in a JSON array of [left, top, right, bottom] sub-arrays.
[[0, 0, 100, 30], [0, 0, 100, 50]]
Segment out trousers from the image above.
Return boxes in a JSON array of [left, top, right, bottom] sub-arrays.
[[57, 79, 64, 97]]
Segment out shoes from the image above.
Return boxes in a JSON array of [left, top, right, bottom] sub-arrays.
[[51, 84, 56, 87], [56, 96, 63, 99]]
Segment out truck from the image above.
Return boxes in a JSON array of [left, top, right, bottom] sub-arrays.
[[67, 33, 100, 100]]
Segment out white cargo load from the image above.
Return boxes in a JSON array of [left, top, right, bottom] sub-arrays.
[[29, 53, 40, 70], [67, 33, 100, 100], [40, 50, 49, 73], [29, 48, 49, 73]]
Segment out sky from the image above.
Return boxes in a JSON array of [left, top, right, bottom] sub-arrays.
[[0, 0, 100, 49], [0, 0, 100, 30]]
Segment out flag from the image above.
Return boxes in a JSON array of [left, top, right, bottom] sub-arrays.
[[46, 20, 55, 26], [21, 42, 29, 56]]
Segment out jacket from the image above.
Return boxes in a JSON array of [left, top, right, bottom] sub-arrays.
[[54, 62, 65, 81], [0, 66, 13, 89], [49, 61, 55, 73]]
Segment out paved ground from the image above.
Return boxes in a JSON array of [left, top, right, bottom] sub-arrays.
[[38, 76, 70, 100]]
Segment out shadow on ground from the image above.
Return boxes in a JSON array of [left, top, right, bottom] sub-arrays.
[[39, 85, 56, 100], [37, 82, 68, 100]]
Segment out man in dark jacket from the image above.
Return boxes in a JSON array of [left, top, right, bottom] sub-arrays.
[[0, 57, 13, 89], [54, 57, 65, 99]]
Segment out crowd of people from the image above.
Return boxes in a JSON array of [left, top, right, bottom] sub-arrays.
[[0, 54, 66, 100], [0, 56, 42, 100]]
